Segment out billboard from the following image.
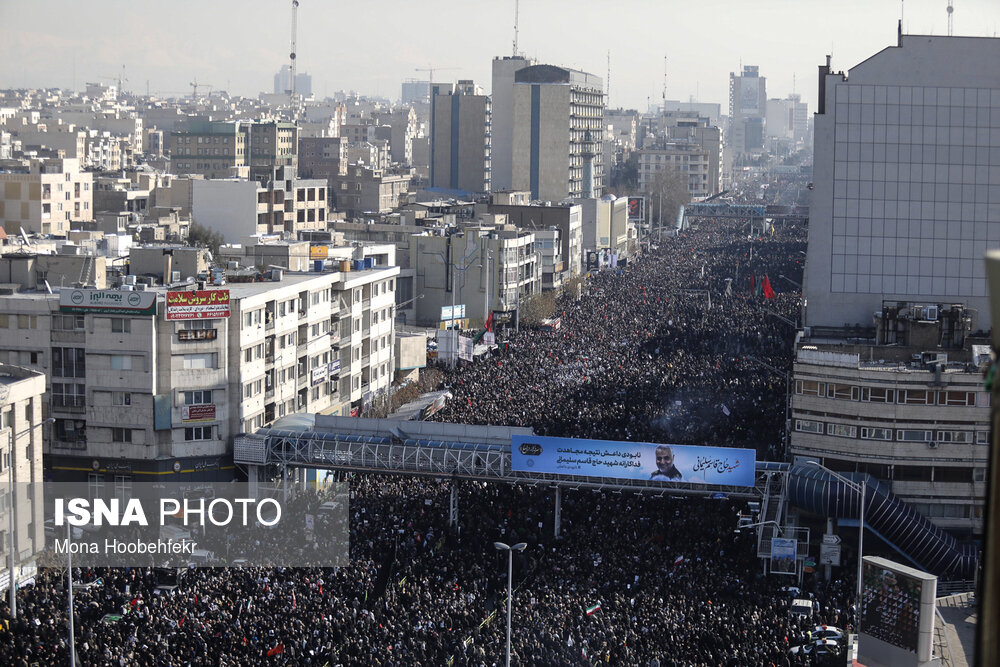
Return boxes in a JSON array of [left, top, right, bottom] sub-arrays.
[[441, 304, 466, 322], [510, 435, 756, 487], [861, 560, 924, 653], [309, 246, 328, 260], [770, 537, 798, 575], [627, 196, 645, 221], [165, 290, 231, 321], [59, 289, 156, 316]]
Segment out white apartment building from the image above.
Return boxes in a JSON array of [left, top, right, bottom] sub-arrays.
[[0, 262, 397, 484], [0, 363, 46, 592], [636, 145, 714, 201]]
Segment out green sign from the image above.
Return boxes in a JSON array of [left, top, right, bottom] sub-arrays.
[[59, 289, 157, 316]]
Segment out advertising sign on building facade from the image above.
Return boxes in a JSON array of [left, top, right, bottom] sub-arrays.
[[59, 289, 156, 316], [166, 290, 231, 321]]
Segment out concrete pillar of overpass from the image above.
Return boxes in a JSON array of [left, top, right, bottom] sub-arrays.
[[247, 465, 262, 498], [449, 483, 458, 528], [554, 486, 562, 538]]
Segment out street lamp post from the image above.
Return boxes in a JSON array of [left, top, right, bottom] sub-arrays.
[[806, 461, 865, 632], [494, 541, 526, 667], [5, 417, 54, 619]]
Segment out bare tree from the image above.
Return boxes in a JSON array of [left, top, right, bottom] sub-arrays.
[[644, 166, 691, 231]]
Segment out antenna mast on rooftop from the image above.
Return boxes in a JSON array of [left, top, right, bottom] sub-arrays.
[[606, 51, 611, 103], [513, 0, 519, 57], [662, 55, 667, 115], [947, 0, 954, 36]]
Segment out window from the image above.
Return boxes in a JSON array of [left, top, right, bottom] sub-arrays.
[[861, 387, 895, 403], [861, 427, 893, 441], [827, 424, 857, 438], [52, 383, 85, 408], [182, 353, 215, 370], [937, 391, 976, 406], [185, 426, 213, 441], [974, 468, 987, 482], [112, 428, 132, 443], [795, 380, 823, 396], [936, 430, 973, 444], [114, 475, 132, 501], [897, 429, 932, 442], [52, 314, 84, 331], [110, 355, 133, 370], [898, 390, 931, 405], [184, 390, 212, 405], [111, 318, 131, 333], [977, 431, 989, 445], [17, 315, 37, 329], [88, 473, 103, 498], [112, 392, 132, 406], [52, 347, 86, 378], [795, 419, 824, 434], [825, 384, 858, 401]]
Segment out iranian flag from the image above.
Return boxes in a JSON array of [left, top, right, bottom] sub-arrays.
[[586, 603, 601, 616]]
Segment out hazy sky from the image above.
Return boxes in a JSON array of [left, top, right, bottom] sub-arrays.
[[3, 0, 1000, 114]]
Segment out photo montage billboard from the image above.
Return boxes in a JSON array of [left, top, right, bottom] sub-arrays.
[[511, 435, 756, 487]]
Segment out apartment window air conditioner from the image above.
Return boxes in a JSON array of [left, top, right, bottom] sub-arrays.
[[171, 271, 181, 283], [928, 441, 939, 449]]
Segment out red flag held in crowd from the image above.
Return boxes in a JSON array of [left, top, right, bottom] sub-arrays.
[[762, 276, 776, 299], [267, 644, 284, 657]]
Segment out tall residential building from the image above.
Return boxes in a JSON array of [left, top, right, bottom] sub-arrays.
[[430, 81, 491, 194], [490, 56, 535, 191], [804, 34, 1000, 332], [727, 65, 767, 162], [0, 158, 93, 236], [511, 65, 604, 201]]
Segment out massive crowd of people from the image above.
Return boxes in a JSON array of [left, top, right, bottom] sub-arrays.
[[0, 200, 856, 666], [432, 212, 806, 462]]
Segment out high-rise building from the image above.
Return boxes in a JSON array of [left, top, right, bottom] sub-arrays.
[[430, 81, 491, 194], [804, 34, 1000, 332], [511, 65, 604, 201], [790, 34, 1000, 545], [274, 65, 312, 98], [490, 56, 534, 191], [727, 65, 767, 164]]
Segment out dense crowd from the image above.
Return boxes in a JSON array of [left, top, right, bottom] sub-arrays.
[[0, 205, 854, 666], [432, 215, 806, 462]]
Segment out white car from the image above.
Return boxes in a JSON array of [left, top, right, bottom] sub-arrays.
[[788, 639, 841, 657], [813, 625, 844, 641]]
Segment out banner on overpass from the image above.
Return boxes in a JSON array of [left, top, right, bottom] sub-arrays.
[[511, 435, 755, 487]]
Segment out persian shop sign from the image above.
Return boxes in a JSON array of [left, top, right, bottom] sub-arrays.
[[181, 404, 216, 422], [60, 289, 156, 316], [165, 290, 231, 321]]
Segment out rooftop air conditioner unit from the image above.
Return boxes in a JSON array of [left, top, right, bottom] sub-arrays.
[[926, 305, 938, 321], [171, 270, 181, 283]]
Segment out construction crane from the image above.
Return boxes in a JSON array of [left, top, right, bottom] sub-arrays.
[[415, 67, 459, 101], [190, 78, 213, 99], [288, 0, 299, 107]]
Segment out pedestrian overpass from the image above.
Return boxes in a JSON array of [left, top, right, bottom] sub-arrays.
[[234, 414, 787, 534]]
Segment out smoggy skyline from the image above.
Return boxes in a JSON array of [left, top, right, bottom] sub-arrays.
[[3, 0, 1000, 114]]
